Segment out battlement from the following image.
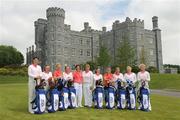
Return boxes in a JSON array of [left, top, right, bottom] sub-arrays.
[[112, 17, 144, 30], [46, 7, 65, 18], [34, 18, 47, 26]]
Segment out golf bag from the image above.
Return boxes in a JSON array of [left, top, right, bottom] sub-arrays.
[[138, 81, 150, 111], [92, 79, 104, 109], [67, 80, 77, 108], [58, 78, 69, 111], [31, 78, 46, 114], [116, 79, 127, 109], [126, 79, 136, 110], [105, 82, 116, 109], [46, 79, 59, 113]]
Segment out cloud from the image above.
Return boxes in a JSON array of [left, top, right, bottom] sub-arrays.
[[0, 0, 179, 65]]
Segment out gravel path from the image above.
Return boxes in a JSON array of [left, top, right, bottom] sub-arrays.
[[151, 89, 180, 98]]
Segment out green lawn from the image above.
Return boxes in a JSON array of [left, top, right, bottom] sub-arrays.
[[150, 73, 180, 90], [0, 74, 180, 120]]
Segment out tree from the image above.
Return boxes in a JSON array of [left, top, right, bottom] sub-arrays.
[[0, 45, 24, 67], [139, 46, 147, 65], [116, 38, 136, 72], [96, 46, 111, 73]]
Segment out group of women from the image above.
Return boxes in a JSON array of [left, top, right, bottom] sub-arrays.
[[28, 57, 151, 114]]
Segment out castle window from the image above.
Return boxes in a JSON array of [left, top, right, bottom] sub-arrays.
[[64, 47, 68, 55], [87, 50, 90, 56], [150, 50, 153, 55], [80, 38, 83, 45], [149, 39, 153, 44], [87, 39, 90, 46], [72, 48, 75, 56], [80, 49, 83, 56]]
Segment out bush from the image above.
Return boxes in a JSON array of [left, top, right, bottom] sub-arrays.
[[0, 65, 27, 76], [147, 66, 158, 73]]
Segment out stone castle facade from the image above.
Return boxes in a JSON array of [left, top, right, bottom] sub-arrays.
[[26, 7, 163, 73]]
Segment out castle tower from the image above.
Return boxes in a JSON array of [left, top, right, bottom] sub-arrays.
[[46, 7, 65, 70], [152, 16, 163, 73]]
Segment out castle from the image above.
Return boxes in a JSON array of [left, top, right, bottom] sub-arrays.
[[26, 7, 163, 73]]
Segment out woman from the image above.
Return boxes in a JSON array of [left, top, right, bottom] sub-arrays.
[[124, 66, 137, 84], [53, 63, 62, 80], [137, 64, 151, 111], [28, 57, 42, 114], [93, 68, 103, 89], [73, 65, 83, 107], [113, 67, 125, 89], [41, 65, 52, 91], [63, 66, 73, 81], [103, 67, 113, 87], [82, 64, 94, 107]]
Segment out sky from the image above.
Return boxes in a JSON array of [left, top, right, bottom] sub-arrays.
[[0, 0, 180, 65]]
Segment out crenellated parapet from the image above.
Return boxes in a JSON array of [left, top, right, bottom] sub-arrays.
[[112, 17, 144, 30], [46, 7, 65, 18]]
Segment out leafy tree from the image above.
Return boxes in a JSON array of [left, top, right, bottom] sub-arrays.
[[115, 37, 136, 72], [0, 45, 24, 67], [96, 46, 111, 73]]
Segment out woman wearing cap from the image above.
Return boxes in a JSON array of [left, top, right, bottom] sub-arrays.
[[28, 57, 42, 114], [137, 64, 151, 111], [73, 65, 83, 107], [82, 64, 94, 107]]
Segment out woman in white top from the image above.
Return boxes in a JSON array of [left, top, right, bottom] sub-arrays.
[[137, 64, 151, 111], [63, 66, 73, 81], [124, 66, 137, 84], [82, 64, 94, 107], [41, 65, 52, 91], [113, 67, 125, 89], [93, 68, 103, 89], [28, 57, 42, 114], [137, 64, 150, 89]]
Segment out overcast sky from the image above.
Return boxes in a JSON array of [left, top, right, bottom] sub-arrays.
[[0, 0, 180, 65]]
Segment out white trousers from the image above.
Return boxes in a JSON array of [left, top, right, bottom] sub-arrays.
[[83, 83, 92, 107], [28, 78, 36, 113], [74, 83, 82, 107]]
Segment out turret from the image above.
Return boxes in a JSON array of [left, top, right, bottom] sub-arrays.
[[152, 16, 158, 29], [46, 7, 65, 28], [152, 16, 163, 73]]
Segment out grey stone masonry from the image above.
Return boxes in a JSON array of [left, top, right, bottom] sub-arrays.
[[26, 7, 163, 72]]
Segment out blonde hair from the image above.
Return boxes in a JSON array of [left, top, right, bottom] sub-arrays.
[[85, 64, 90, 68], [55, 63, 61, 68], [127, 66, 132, 70], [139, 64, 146, 69]]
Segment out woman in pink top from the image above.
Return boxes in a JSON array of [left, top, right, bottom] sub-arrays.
[[73, 65, 83, 107]]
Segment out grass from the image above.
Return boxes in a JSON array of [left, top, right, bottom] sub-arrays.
[[0, 83, 180, 120], [150, 73, 180, 90]]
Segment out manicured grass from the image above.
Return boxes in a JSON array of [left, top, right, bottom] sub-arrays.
[[0, 75, 180, 120], [150, 73, 180, 90]]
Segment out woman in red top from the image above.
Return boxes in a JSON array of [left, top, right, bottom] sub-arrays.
[[53, 63, 62, 80], [103, 67, 113, 87], [73, 65, 83, 107]]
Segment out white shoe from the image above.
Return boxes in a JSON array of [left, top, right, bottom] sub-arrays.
[[79, 105, 84, 107], [29, 111, 34, 114]]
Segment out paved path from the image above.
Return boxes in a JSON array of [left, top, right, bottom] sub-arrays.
[[151, 89, 180, 98]]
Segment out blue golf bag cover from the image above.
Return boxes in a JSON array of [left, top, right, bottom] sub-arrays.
[[126, 80, 136, 110], [138, 82, 150, 111], [59, 87, 69, 111], [93, 86, 104, 109], [68, 86, 77, 108], [116, 79, 126, 109], [31, 89, 46, 114], [46, 88, 59, 113], [105, 86, 116, 109], [57, 78, 69, 111]]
